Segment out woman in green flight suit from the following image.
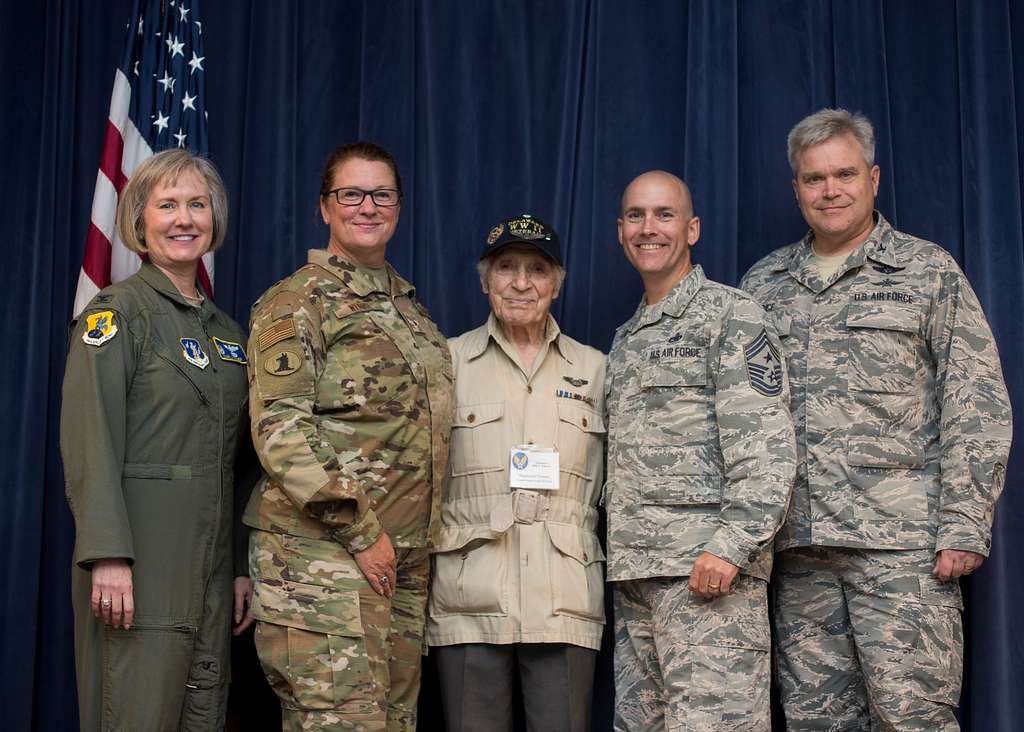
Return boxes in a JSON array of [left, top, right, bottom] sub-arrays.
[[61, 149, 259, 731]]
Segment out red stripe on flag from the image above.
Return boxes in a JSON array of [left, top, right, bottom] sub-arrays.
[[99, 120, 128, 192], [83, 223, 113, 289], [197, 261, 214, 300]]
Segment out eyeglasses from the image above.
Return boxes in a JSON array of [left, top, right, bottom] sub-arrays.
[[325, 187, 402, 207]]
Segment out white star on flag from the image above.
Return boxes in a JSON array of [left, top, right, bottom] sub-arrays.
[[178, 5, 189, 22], [188, 51, 205, 74], [153, 110, 170, 132], [181, 91, 197, 111], [157, 71, 175, 93], [167, 35, 185, 58], [174, 130, 187, 148]]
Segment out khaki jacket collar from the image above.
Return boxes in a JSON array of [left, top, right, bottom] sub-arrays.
[[464, 312, 577, 366]]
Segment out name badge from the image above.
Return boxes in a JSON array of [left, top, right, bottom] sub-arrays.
[[509, 446, 560, 490]]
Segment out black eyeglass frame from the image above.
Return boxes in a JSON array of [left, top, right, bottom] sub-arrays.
[[324, 187, 403, 207]]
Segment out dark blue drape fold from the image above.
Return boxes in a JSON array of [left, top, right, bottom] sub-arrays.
[[3, 1, 1022, 729]]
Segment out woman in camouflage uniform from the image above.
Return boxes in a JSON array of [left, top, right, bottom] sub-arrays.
[[244, 142, 454, 731]]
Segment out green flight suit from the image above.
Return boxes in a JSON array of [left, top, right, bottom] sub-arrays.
[[61, 261, 258, 732]]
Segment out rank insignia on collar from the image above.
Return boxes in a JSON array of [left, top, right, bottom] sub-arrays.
[[82, 311, 117, 346], [870, 263, 905, 275], [212, 337, 247, 364], [563, 376, 589, 387], [180, 338, 210, 369], [744, 328, 782, 397]]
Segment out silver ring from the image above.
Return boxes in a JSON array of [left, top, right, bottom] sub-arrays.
[[101, 598, 112, 607], [379, 576, 389, 585]]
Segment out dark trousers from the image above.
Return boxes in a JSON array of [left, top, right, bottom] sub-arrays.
[[434, 642, 597, 732]]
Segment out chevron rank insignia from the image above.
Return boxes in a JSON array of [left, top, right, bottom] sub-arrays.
[[744, 328, 782, 397]]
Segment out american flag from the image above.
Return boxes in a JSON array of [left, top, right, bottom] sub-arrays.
[[74, 0, 212, 316]]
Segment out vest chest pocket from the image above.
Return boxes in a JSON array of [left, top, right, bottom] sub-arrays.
[[449, 402, 505, 477], [555, 402, 606, 480], [639, 354, 709, 444], [846, 303, 920, 394]]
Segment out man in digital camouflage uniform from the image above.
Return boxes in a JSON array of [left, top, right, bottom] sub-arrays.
[[605, 170, 797, 731], [740, 108, 1012, 730], [244, 143, 454, 731]]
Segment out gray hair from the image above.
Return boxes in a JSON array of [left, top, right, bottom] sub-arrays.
[[787, 108, 875, 174], [477, 255, 566, 293], [116, 149, 229, 254]]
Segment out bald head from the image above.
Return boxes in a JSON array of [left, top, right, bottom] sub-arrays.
[[620, 170, 693, 218]]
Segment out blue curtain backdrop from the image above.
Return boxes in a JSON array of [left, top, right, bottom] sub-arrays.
[[3, 1, 1022, 729]]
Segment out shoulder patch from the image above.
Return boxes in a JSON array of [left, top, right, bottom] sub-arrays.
[[744, 328, 782, 397], [82, 311, 118, 346], [258, 319, 296, 351], [264, 349, 301, 376]]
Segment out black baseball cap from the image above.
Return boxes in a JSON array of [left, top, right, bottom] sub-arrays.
[[480, 213, 562, 266]]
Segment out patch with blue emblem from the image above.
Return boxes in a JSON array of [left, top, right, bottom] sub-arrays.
[[180, 338, 210, 369], [512, 451, 529, 470], [82, 311, 118, 346], [744, 328, 782, 397], [212, 337, 247, 364]]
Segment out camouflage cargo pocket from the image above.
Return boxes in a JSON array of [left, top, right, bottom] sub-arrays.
[[909, 576, 964, 706], [639, 356, 709, 445], [845, 303, 920, 394], [846, 435, 927, 520], [254, 621, 375, 714]]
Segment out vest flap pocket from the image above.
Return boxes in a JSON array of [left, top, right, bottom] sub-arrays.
[[641, 473, 721, 505], [251, 579, 363, 637], [847, 435, 924, 469], [453, 401, 504, 428], [556, 401, 606, 434], [433, 525, 500, 553], [546, 523, 605, 565], [846, 302, 919, 333], [640, 356, 707, 388], [123, 462, 193, 479]]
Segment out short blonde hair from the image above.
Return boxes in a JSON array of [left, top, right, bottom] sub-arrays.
[[116, 149, 229, 254]]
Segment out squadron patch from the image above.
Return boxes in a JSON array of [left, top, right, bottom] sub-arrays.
[[487, 223, 504, 245], [212, 337, 247, 364], [82, 311, 118, 346], [258, 319, 296, 351], [180, 338, 210, 369], [563, 376, 589, 387], [744, 328, 782, 397], [265, 350, 301, 376]]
